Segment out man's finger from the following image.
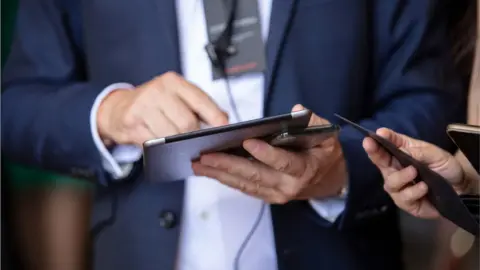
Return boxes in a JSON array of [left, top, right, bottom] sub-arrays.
[[396, 182, 429, 205], [176, 80, 228, 127], [131, 126, 157, 146], [243, 139, 306, 177], [159, 94, 200, 133], [291, 104, 329, 126], [197, 153, 281, 188], [192, 162, 276, 200], [142, 107, 179, 137], [400, 145, 444, 167], [383, 166, 417, 193], [363, 137, 394, 169]]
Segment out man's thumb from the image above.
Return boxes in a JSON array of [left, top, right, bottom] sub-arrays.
[[292, 104, 305, 112], [291, 104, 329, 125]]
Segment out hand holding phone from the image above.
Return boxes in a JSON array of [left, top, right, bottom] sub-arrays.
[[336, 114, 479, 236], [222, 125, 340, 158]]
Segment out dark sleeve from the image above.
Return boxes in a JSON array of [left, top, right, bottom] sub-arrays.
[[1, 0, 109, 183], [336, 0, 466, 229]]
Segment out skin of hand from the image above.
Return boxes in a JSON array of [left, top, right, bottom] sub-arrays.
[[362, 128, 466, 219], [97, 71, 229, 146], [191, 104, 348, 204]]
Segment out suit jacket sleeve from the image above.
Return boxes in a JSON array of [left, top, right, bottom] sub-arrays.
[[335, 0, 466, 229], [1, 0, 108, 183]]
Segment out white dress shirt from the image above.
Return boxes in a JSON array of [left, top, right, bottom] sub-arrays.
[[89, 1, 346, 269]]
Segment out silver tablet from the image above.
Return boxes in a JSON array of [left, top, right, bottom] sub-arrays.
[[143, 109, 312, 182]]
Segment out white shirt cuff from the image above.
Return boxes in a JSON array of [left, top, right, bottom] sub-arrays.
[[90, 83, 143, 180], [308, 197, 346, 223]]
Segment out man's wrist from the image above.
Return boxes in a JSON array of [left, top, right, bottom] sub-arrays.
[[90, 82, 138, 180], [96, 89, 131, 145], [331, 153, 349, 198]]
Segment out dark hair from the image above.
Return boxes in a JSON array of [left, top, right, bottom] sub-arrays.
[[448, 0, 477, 88]]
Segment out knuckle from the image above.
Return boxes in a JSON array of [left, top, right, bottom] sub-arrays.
[[238, 181, 248, 192], [177, 118, 198, 133], [139, 85, 157, 97], [226, 166, 238, 175], [275, 157, 292, 172], [122, 112, 139, 128], [162, 71, 179, 81], [402, 189, 414, 202], [389, 173, 402, 188], [383, 180, 395, 191], [246, 170, 261, 183]]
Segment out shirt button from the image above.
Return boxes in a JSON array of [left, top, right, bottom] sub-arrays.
[[200, 211, 209, 221], [159, 210, 177, 229]]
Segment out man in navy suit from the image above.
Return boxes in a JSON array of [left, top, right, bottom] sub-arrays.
[[2, 0, 464, 269]]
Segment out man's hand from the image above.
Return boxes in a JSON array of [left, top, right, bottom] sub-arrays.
[[97, 72, 229, 146], [362, 128, 465, 219], [191, 104, 347, 204]]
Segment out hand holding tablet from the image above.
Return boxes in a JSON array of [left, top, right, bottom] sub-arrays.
[[143, 110, 479, 234], [143, 108, 340, 182], [143, 105, 347, 204]]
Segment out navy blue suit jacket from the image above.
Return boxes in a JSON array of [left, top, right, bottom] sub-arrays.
[[2, 0, 464, 269]]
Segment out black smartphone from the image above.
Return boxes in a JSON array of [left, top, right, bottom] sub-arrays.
[[222, 124, 340, 157], [447, 124, 480, 173], [269, 124, 340, 149]]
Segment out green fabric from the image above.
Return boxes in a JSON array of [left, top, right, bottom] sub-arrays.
[[1, 0, 17, 67], [2, 0, 94, 189], [4, 162, 94, 189]]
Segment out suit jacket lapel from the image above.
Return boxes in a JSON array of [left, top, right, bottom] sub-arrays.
[[153, 0, 182, 74], [264, 0, 297, 99]]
